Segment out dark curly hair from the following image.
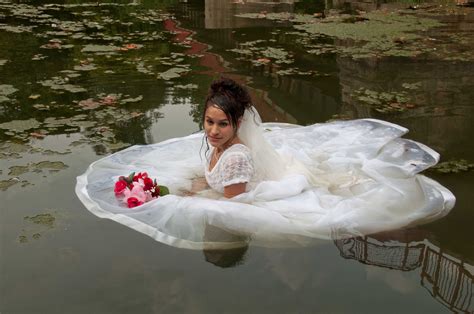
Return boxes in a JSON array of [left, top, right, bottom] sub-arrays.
[[202, 77, 252, 131]]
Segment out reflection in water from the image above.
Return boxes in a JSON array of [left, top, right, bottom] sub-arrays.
[[335, 235, 474, 313], [202, 223, 250, 268], [422, 246, 474, 314], [205, 0, 296, 29], [164, 11, 301, 123], [337, 56, 474, 158], [203, 246, 249, 268]]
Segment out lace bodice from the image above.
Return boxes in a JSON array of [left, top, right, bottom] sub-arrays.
[[205, 144, 255, 193]]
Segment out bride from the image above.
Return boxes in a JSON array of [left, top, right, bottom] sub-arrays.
[[76, 78, 455, 249]]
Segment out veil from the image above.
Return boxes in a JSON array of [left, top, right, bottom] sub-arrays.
[[237, 107, 287, 182], [238, 107, 329, 186]]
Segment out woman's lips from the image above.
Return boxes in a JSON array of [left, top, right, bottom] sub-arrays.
[[208, 136, 220, 142]]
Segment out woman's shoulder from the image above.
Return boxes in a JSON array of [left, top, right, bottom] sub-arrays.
[[225, 143, 251, 156], [220, 144, 253, 169]]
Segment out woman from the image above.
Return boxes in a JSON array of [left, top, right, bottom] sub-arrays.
[[76, 78, 455, 250], [202, 78, 254, 198]]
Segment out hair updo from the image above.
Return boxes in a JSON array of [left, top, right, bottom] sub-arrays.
[[203, 77, 252, 130]]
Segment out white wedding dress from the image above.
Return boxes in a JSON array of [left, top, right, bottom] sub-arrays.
[[76, 112, 455, 250]]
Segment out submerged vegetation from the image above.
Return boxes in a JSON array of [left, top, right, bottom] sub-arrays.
[[236, 5, 474, 61], [431, 159, 474, 173]]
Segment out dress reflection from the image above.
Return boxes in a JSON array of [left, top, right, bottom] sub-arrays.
[[202, 224, 249, 268], [335, 233, 473, 313]]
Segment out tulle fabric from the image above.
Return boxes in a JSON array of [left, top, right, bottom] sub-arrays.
[[75, 119, 455, 250]]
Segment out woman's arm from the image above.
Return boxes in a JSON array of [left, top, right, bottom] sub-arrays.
[[180, 177, 209, 196], [223, 183, 247, 198]]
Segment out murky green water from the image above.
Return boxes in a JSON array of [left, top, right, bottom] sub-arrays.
[[1, 0, 473, 313]]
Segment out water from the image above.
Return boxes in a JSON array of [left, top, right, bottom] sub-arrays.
[[1, 0, 473, 313]]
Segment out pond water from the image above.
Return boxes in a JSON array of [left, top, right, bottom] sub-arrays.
[[1, 0, 473, 312]]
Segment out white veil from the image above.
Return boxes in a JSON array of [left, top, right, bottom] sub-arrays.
[[237, 107, 286, 182], [238, 107, 329, 186]]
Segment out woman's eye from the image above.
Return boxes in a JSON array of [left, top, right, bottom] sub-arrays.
[[219, 122, 228, 127], [206, 120, 213, 125]]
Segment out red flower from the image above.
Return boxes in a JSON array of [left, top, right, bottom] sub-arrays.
[[133, 172, 148, 182], [127, 197, 143, 208], [114, 180, 128, 195], [151, 185, 160, 198], [143, 177, 154, 191]]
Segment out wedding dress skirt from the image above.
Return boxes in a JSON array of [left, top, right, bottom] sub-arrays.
[[76, 119, 455, 249]]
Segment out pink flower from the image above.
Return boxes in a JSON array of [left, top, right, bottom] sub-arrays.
[[114, 180, 127, 195], [123, 182, 147, 207], [114, 171, 168, 208]]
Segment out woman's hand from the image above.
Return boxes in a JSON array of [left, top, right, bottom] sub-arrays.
[[180, 177, 209, 196]]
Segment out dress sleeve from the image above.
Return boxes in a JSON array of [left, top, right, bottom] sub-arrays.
[[220, 151, 254, 187]]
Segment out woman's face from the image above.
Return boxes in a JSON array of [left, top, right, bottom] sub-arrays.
[[204, 105, 235, 149]]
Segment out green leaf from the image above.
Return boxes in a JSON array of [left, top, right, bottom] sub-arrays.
[[127, 172, 135, 183], [158, 185, 169, 196]]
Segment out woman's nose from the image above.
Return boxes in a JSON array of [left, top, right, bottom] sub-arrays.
[[210, 124, 219, 135]]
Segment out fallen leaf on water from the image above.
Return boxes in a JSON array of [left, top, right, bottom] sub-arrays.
[[256, 58, 271, 63], [78, 98, 100, 110], [120, 43, 142, 51], [29, 94, 41, 99], [30, 132, 46, 139], [100, 94, 118, 105]]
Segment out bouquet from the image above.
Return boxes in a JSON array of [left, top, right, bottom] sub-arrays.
[[114, 172, 169, 208]]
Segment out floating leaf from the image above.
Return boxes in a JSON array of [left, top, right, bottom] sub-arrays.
[[78, 98, 101, 110], [24, 213, 56, 228], [0, 178, 19, 191], [81, 44, 120, 53], [0, 118, 41, 132], [8, 165, 30, 176], [0, 84, 18, 96], [175, 84, 198, 89], [73, 63, 97, 71], [157, 67, 189, 80], [431, 159, 474, 173], [39, 77, 86, 93]]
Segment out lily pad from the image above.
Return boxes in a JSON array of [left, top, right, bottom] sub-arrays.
[[0, 84, 18, 96], [352, 88, 413, 113], [0, 24, 35, 33], [121, 95, 143, 103], [32, 54, 47, 61], [8, 165, 30, 176], [0, 178, 19, 191], [81, 44, 120, 53], [78, 98, 101, 110], [32, 104, 50, 111], [431, 159, 474, 173], [0, 59, 7, 66], [73, 63, 97, 71], [237, 10, 448, 59], [39, 77, 86, 93], [175, 84, 198, 89], [0, 142, 31, 158], [24, 213, 56, 228], [0, 118, 41, 132], [33, 161, 68, 171], [157, 67, 189, 80]]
